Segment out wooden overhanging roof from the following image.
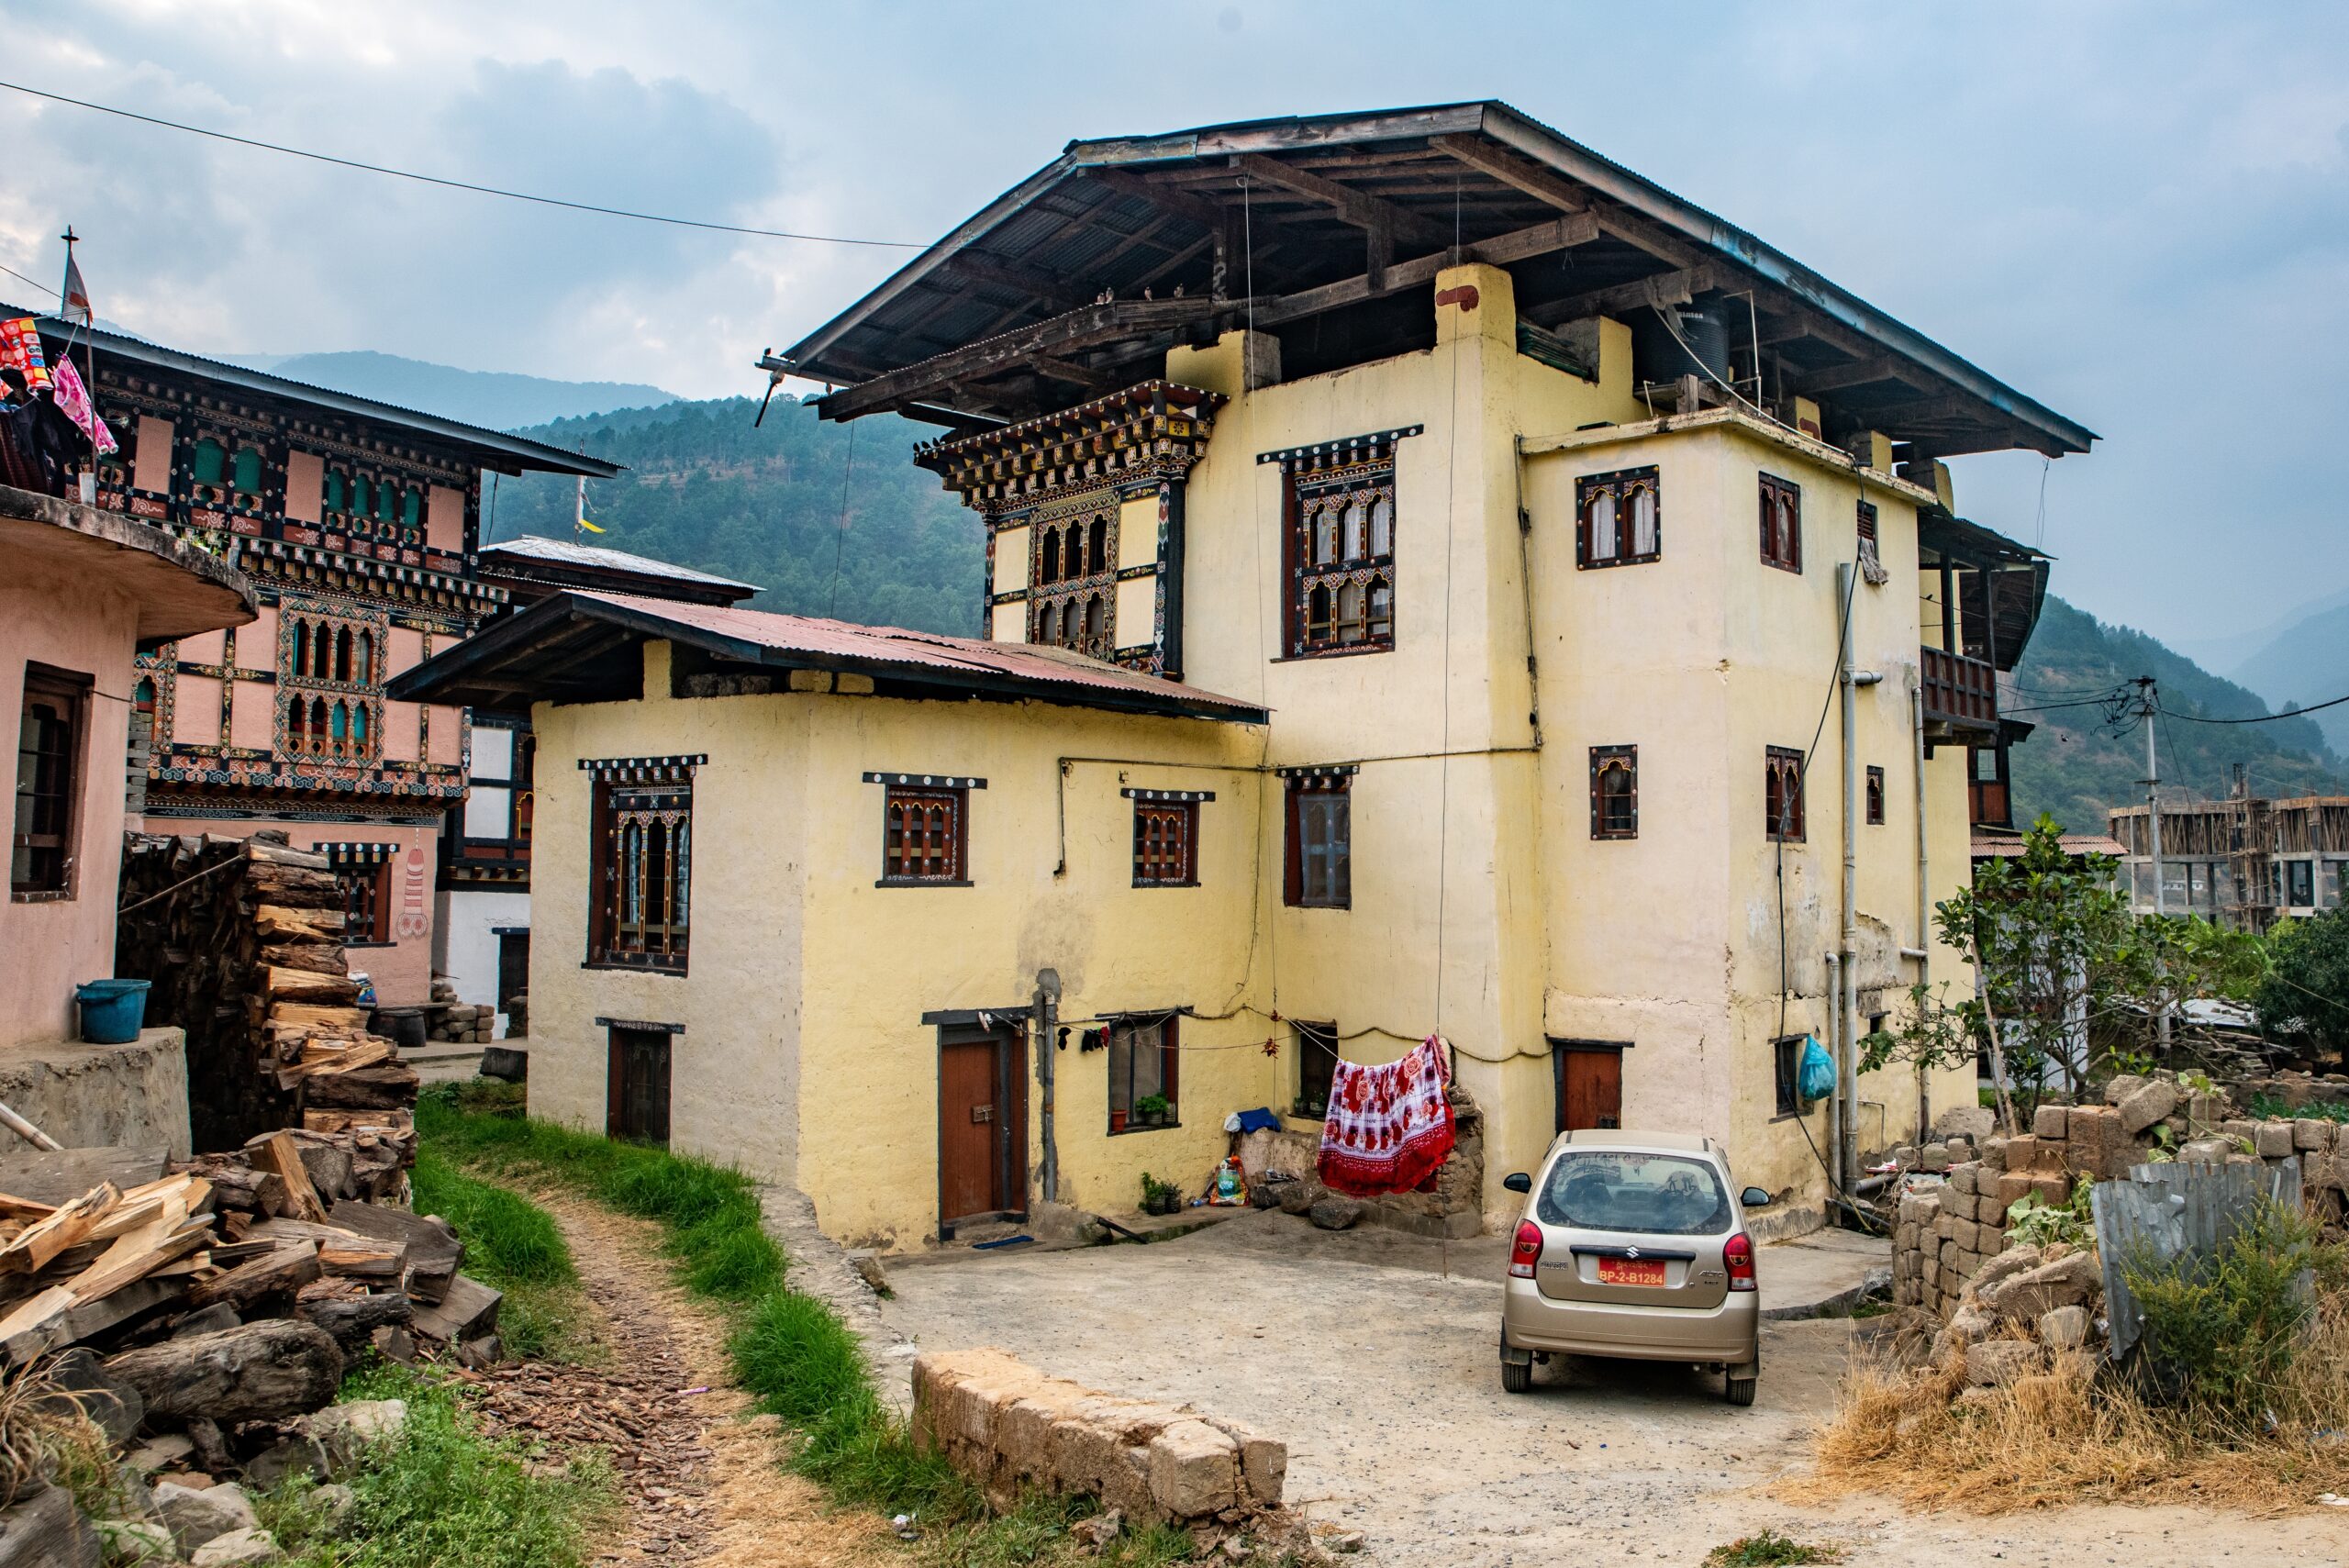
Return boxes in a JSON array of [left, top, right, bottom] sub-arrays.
[[777, 102, 2095, 459], [476, 535, 762, 607], [385, 589, 1269, 724], [1921, 509, 2050, 673]]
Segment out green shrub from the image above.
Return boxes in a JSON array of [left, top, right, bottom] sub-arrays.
[[2123, 1199, 2331, 1429], [2004, 1177, 2096, 1249]]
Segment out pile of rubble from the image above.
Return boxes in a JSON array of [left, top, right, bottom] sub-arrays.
[[425, 979, 497, 1047], [1918, 1240, 2106, 1394]]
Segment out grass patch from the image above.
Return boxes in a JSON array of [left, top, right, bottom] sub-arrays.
[[912, 1491, 1201, 1568], [259, 1362, 616, 1568], [417, 1083, 975, 1526], [1704, 1530, 1844, 1567], [409, 1146, 585, 1361]]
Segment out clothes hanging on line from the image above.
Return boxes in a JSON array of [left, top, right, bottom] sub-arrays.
[[0, 318, 51, 390], [50, 358, 117, 456], [1316, 1034, 1455, 1196]]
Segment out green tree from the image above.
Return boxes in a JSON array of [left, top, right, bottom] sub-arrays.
[[2255, 906, 2349, 1062]]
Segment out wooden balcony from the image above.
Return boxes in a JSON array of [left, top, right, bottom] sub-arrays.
[[1922, 645, 1998, 739]]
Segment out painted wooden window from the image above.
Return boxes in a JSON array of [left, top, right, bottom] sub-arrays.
[[1865, 764, 1886, 826], [338, 864, 391, 943], [1759, 473, 1802, 573], [1589, 746, 1638, 839], [1107, 1013, 1180, 1132], [883, 784, 967, 884], [11, 664, 86, 896], [1285, 461, 1395, 656], [1029, 504, 1118, 658], [230, 447, 263, 497], [190, 437, 226, 488], [1284, 773, 1351, 908], [324, 469, 346, 515], [1293, 1019, 1338, 1118], [591, 779, 693, 971], [1765, 746, 1807, 842], [1773, 1035, 1806, 1117], [1132, 799, 1197, 887], [1575, 466, 1660, 569], [280, 610, 382, 763]]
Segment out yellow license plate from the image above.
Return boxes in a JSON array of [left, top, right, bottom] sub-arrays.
[[1597, 1257, 1668, 1287]]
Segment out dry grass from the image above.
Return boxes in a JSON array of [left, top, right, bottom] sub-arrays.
[[1795, 1296, 2349, 1516]]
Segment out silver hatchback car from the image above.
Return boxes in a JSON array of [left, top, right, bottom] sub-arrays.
[[1497, 1130, 1771, 1405]]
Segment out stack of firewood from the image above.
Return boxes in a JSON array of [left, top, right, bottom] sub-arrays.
[[117, 831, 421, 1148]]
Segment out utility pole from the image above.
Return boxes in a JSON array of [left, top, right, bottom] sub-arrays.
[[2136, 677, 2169, 1048]]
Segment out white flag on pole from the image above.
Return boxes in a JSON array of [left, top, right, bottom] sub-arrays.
[[59, 250, 91, 327]]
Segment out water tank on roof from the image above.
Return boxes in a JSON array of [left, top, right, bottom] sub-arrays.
[[1631, 301, 1732, 390]]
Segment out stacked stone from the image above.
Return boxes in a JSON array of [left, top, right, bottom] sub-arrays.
[[425, 980, 495, 1046]]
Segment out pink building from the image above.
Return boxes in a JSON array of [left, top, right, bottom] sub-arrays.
[[3, 483, 256, 1050]]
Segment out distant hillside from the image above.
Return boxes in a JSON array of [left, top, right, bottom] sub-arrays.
[[488, 395, 981, 636], [2232, 601, 2349, 757], [2009, 596, 2347, 833], [228, 350, 677, 429]]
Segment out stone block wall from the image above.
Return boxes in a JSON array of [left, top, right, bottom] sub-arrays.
[[911, 1348, 1285, 1525], [1893, 1086, 2347, 1319], [0, 1028, 192, 1159]]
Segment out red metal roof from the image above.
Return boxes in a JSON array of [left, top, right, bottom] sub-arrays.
[[573, 591, 1267, 720], [1971, 831, 2126, 859]]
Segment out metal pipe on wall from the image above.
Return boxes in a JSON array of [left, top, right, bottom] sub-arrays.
[[1823, 951, 1843, 1198], [1910, 670, 1932, 1144], [1837, 563, 1862, 1196]]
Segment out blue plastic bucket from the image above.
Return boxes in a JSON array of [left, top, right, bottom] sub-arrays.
[[75, 979, 150, 1045]]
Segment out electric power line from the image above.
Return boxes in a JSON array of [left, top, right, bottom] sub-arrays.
[[0, 80, 924, 250], [2157, 693, 2349, 725]]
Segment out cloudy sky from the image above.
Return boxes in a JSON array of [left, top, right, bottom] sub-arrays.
[[4, 1, 2344, 657]]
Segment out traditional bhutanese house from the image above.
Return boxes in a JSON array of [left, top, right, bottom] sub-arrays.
[[436, 536, 762, 1037], [3, 482, 256, 1050], [4, 310, 620, 1008], [396, 101, 2094, 1251]]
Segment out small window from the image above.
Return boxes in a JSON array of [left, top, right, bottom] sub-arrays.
[[1589, 745, 1638, 839], [190, 437, 226, 489], [338, 862, 390, 943], [2287, 860, 2316, 907], [1575, 466, 1660, 568], [1284, 773, 1351, 908], [1294, 1019, 1338, 1118], [1107, 1013, 1180, 1133], [1285, 462, 1396, 657], [882, 784, 967, 884], [351, 474, 373, 518], [1773, 1035, 1805, 1117], [1132, 799, 1198, 887], [324, 469, 346, 515], [1759, 473, 1802, 573], [12, 664, 87, 896], [1765, 746, 1806, 842], [591, 778, 693, 971], [230, 447, 262, 497], [1865, 765, 1885, 826]]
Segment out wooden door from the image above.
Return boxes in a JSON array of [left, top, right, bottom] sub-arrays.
[[1555, 1047, 1622, 1133], [608, 1028, 672, 1144], [938, 1024, 1026, 1229], [496, 932, 529, 1023]]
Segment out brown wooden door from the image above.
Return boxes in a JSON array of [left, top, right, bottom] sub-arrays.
[[938, 1024, 1026, 1229], [608, 1028, 672, 1144], [1555, 1047, 1622, 1132]]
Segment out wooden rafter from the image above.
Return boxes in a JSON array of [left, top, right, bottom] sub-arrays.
[[1526, 264, 1719, 328], [1080, 168, 1230, 235], [1788, 353, 1915, 395], [952, 252, 1094, 308], [1227, 153, 1455, 250], [1255, 213, 1599, 328]]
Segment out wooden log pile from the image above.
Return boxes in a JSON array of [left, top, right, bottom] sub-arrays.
[[116, 830, 421, 1148]]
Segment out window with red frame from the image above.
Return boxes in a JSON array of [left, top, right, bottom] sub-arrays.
[[1759, 473, 1802, 573], [1589, 746, 1638, 839], [1130, 798, 1198, 887], [1765, 746, 1807, 842], [883, 784, 967, 884]]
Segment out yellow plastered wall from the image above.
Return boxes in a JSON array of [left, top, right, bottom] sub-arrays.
[[528, 639, 1274, 1250]]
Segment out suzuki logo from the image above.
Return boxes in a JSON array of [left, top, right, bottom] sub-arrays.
[[1625, 1247, 1641, 1260]]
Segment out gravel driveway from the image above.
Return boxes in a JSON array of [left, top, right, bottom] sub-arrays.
[[880, 1209, 2349, 1567]]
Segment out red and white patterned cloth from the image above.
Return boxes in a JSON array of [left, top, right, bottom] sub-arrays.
[[1316, 1035, 1455, 1196]]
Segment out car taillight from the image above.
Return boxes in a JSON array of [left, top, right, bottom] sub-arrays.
[[1509, 1220, 1542, 1279], [1725, 1232, 1756, 1292]]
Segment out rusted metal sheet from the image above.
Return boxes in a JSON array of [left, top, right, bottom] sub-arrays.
[[2090, 1157, 2302, 1362]]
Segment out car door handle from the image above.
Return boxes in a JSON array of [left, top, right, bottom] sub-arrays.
[[972, 1105, 993, 1124]]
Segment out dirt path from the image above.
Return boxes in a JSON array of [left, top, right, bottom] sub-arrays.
[[463, 1188, 896, 1568]]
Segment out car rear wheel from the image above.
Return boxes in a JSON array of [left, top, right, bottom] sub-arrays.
[[1725, 1373, 1757, 1407], [1501, 1359, 1533, 1394]]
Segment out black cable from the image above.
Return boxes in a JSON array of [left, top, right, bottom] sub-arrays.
[[2157, 693, 2349, 725], [0, 80, 923, 250]]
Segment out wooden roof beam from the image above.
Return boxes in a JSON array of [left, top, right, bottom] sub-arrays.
[[1788, 353, 1919, 395], [1255, 212, 1599, 329], [1228, 153, 1453, 250], [1081, 168, 1230, 235], [952, 252, 1095, 309], [818, 297, 1229, 421], [1526, 263, 1718, 329]]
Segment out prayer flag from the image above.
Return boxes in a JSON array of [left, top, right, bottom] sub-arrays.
[[59, 251, 91, 327]]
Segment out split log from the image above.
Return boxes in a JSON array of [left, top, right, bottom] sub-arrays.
[[409, 1273, 500, 1344], [296, 1289, 411, 1357], [104, 1318, 344, 1422], [184, 1242, 321, 1313], [247, 1134, 327, 1223], [263, 967, 359, 1008], [0, 1185, 121, 1273], [327, 1202, 462, 1304], [293, 1142, 353, 1204], [243, 840, 331, 872], [245, 1220, 404, 1279], [269, 1005, 372, 1033], [303, 1109, 413, 1138], [302, 1062, 420, 1111], [253, 905, 346, 942], [258, 943, 351, 978], [0, 1275, 187, 1365]]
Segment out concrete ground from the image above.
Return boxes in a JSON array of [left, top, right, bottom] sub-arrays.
[[881, 1210, 2349, 1568]]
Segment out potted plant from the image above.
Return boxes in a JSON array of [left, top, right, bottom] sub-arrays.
[[1135, 1094, 1172, 1129], [1139, 1173, 1180, 1215], [1109, 1107, 1130, 1133]]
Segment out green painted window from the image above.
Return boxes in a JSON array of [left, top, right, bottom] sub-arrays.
[[191, 438, 225, 487], [231, 448, 262, 495], [325, 470, 345, 512], [351, 475, 372, 517], [401, 488, 422, 528], [376, 483, 395, 522]]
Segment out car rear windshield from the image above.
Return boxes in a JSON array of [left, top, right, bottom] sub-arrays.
[[1536, 1151, 1731, 1235]]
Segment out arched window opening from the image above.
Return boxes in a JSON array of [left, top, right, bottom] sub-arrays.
[[290, 620, 309, 681], [1088, 517, 1108, 575], [1335, 581, 1366, 644], [350, 475, 372, 520], [1307, 584, 1334, 646], [401, 488, 422, 529], [1040, 529, 1061, 585], [1341, 499, 1368, 562], [324, 469, 345, 516], [1368, 583, 1394, 642], [1064, 524, 1085, 579], [132, 678, 155, 717], [353, 631, 373, 686], [1084, 595, 1105, 650], [1312, 502, 1339, 567], [231, 447, 262, 497], [334, 627, 352, 684], [329, 701, 350, 756], [351, 704, 369, 751], [1586, 489, 1619, 563], [191, 438, 226, 489], [288, 697, 308, 751], [1036, 601, 1060, 646], [1369, 495, 1394, 557]]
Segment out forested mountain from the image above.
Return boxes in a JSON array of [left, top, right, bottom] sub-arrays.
[[2008, 596, 2346, 834], [478, 395, 2342, 831], [2232, 600, 2349, 757], [487, 395, 982, 636]]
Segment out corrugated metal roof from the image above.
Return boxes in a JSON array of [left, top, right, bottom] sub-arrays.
[[6, 306, 621, 478], [478, 535, 760, 592], [1971, 832, 2126, 859], [571, 591, 1264, 720]]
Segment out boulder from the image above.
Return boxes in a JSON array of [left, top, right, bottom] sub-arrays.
[[153, 1481, 257, 1556], [2036, 1306, 2089, 1351], [239, 1436, 328, 1491], [1967, 1244, 2043, 1303], [2116, 1081, 2177, 1136], [1306, 1197, 1363, 1231], [1964, 1338, 2043, 1387], [1982, 1251, 2100, 1321], [305, 1400, 406, 1475], [191, 1528, 278, 1567], [2102, 1074, 2146, 1106], [105, 1322, 343, 1425], [92, 1518, 173, 1565]]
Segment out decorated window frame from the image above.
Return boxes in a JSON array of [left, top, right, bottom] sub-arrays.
[[584, 756, 702, 973], [1589, 745, 1639, 840], [1028, 501, 1118, 659], [1283, 461, 1396, 656], [867, 773, 985, 887], [1575, 466, 1661, 569], [1759, 473, 1802, 574], [278, 602, 386, 767], [1282, 768, 1353, 908], [1765, 745, 1807, 842], [1127, 788, 1208, 887]]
